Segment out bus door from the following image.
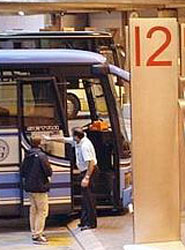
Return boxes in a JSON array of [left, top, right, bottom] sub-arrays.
[[19, 74, 72, 215], [67, 76, 121, 211], [0, 75, 20, 216]]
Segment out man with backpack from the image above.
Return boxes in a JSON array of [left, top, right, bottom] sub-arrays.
[[21, 135, 52, 245]]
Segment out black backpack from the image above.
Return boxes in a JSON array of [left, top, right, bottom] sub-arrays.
[[21, 150, 50, 193]]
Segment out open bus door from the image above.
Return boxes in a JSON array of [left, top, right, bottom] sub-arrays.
[[0, 71, 72, 216], [66, 75, 130, 212]]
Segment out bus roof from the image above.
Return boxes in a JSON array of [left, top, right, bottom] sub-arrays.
[[0, 30, 112, 38], [0, 49, 107, 65]]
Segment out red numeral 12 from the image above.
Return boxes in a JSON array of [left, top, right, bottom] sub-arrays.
[[135, 26, 172, 67]]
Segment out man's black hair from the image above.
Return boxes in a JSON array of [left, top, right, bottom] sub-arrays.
[[72, 127, 84, 140]]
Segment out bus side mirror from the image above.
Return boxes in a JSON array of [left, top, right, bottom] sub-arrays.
[[108, 64, 130, 82], [92, 64, 130, 83]]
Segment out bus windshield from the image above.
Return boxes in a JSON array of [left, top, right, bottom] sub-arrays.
[[68, 77, 111, 128]]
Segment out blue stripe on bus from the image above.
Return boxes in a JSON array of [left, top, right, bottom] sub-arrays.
[[0, 133, 18, 137], [49, 189, 71, 197], [0, 188, 71, 198], [23, 189, 71, 198], [0, 174, 20, 183], [0, 182, 70, 189], [51, 174, 70, 182], [0, 189, 20, 198], [0, 183, 20, 189], [0, 173, 70, 183]]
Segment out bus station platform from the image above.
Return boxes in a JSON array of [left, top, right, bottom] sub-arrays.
[[0, 213, 133, 250], [1, 213, 185, 250]]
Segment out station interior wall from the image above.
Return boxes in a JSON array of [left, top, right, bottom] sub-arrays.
[[0, 15, 45, 32]]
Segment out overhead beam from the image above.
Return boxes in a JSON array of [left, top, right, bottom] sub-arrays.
[[0, 1, 185, 15]]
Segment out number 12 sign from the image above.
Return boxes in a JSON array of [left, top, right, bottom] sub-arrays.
[[130, 18, 178, 69], [135, 25, 172, 67], [130, 18, 177, 68], [130, 18, 178, 108]]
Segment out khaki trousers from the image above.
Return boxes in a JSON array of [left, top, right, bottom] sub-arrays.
[[29, 193, 49, 237]]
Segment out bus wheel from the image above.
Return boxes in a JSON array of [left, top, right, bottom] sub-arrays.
[[67, 94, 80, 119]]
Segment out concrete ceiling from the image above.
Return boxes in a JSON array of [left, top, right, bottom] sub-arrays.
[[0, 0, 185, 15]]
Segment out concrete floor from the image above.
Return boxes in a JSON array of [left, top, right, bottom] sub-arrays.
[[1, 212, 185, 250], [0, 230, 82, 250], [68, 213, 134, 250], [93, 213, 134, 249], [0, 212, 134, 250]]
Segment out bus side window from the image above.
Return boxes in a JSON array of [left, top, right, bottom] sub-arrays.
[[22, 76, 66, 158], [0, 81, 17, 127]]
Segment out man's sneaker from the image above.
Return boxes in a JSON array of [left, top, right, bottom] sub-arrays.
[[81, 225, 97, 231], [33, 235, 48, 245], [32, 233, 46, 240]]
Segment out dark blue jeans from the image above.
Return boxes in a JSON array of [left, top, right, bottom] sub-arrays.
[[80, 168, 97, 227]]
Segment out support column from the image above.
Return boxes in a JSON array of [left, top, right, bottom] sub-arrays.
[[130, 18, 179, 243]]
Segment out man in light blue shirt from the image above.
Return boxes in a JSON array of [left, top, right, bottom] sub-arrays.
[[44, 127, 97, 230]]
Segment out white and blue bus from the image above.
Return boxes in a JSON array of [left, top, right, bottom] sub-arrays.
[[0, 49, 131, 217]]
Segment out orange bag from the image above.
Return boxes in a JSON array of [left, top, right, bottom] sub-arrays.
[[89, 120, 109, 131]]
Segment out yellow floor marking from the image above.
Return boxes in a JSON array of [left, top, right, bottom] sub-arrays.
[[47, 232, 73, 246]]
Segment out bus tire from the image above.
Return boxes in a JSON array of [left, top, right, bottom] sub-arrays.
[[67, 93, 80, 119]]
